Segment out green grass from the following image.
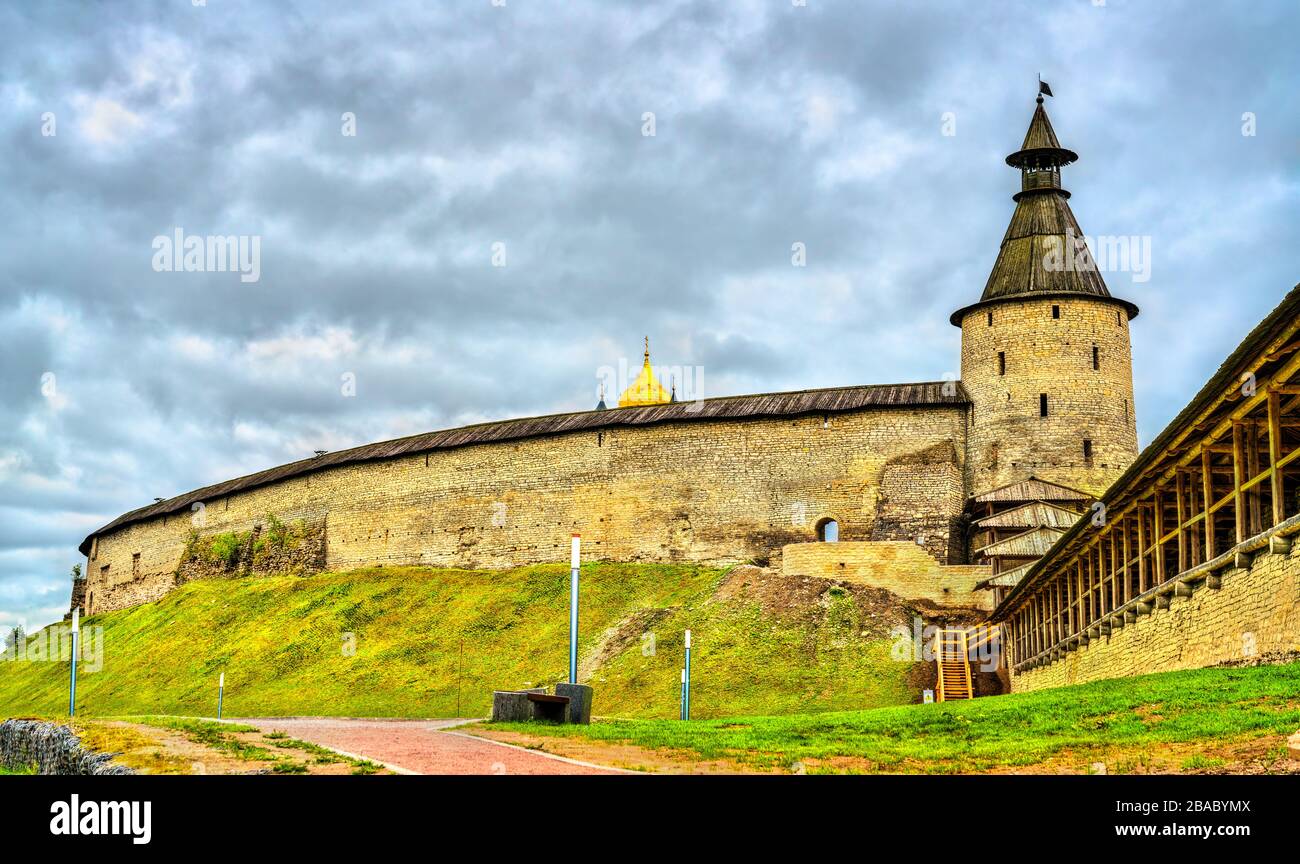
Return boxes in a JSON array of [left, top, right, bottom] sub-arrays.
[[0, 763, 37, 775], [0, 563, 921, 720], [128, 715, 274, 761], [121, 715, 381, 773], [485, 661, 1300, 773]]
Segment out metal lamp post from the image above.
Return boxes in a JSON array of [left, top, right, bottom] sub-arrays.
[[683, 629, 692, 721], [679, 668, 686, 720], [569, 534, 580, 683]]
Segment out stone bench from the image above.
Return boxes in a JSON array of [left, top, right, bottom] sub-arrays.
[[490, 683, 593, 724]]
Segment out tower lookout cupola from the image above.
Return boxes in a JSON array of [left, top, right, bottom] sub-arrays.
[[951, 91, 1139, 326], [954, 87, 1140, 497]]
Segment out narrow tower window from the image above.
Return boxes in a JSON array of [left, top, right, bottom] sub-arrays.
[[998, 351, 1006, 376], [1039, 393, 1049, 417], [1092, 345, 1100, 370], [1083, 439, 1093, 461], [1052, 304, 1060, 319], [987, 311, 993, 327], [1117, 310, 1123, 326]]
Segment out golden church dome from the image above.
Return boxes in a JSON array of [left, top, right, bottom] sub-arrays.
[[617, 337, 673, 407]]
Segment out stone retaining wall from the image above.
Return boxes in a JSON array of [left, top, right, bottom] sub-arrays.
[[781, 541, 993, 610], [0, 719, 134, 775]]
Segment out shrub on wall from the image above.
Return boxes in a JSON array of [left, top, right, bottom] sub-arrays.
[[207, 532, 245, 569]]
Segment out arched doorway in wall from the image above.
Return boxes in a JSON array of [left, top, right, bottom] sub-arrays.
[[815, 517, 839, 543]]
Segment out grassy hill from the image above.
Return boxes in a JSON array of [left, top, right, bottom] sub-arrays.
[[0, 563, 938, 720], [480, 661, 1300, 774]]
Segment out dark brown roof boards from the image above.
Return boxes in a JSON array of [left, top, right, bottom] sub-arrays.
[[79, 380, 970, 555]]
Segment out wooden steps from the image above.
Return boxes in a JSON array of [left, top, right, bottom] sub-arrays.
[[932, 626, 1000, 702]]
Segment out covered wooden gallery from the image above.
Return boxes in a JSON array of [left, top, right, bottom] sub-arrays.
[[992, 286, 1300, 674]]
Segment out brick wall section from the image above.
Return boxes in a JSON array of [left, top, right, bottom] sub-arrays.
[[1011, 545, 1300, 691], [84, 407, 971, 615], [961, 296, 1137, 497], [781, 541, 993, 610]]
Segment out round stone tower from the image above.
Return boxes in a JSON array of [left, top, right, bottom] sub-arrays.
[[953, 92, 1139, 497]]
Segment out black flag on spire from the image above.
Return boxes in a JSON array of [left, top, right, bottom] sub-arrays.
[[1038, 78, 1054, 97]]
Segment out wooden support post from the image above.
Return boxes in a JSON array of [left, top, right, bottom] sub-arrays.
[[1121, 515, 1132, 604], [1109, 528, 1118, 612], [1076, 561, 1085, 628], [1153, 489, 1165, 586], [1066, 562, 1076, 635], [1202, 446, 1215, 561], [1137, 503, 1148, 592], [1233, 421, 1246, 544], [1269, 388, 1285, 526], [1248, 422, 1262, 534], [1176, 470, 1187, 575]]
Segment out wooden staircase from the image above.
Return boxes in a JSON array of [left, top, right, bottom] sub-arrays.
[[933, 625, 1001, 702], [934, 629, 973, 701]]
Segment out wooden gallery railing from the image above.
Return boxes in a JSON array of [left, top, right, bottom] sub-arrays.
[[1005, 364, 1300, 675]]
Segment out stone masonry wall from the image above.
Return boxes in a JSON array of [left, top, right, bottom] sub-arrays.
[[0, 720, 134, 775], [1011, 544, 1300, 691], [83, 406, 971, 615], [961, 296, 1138, 497], [781, 541, 993, 610], [871, 441, 968, 563]]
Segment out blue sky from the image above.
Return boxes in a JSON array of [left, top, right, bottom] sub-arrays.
[[2, 0, 1298, 629]]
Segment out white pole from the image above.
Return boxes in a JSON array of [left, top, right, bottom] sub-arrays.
[[68, 608, 79, 716], [569, 534, 581, 684], [680, 668, 686, 720], [218, 672, 225, 719], [683, 629, 692, 721]]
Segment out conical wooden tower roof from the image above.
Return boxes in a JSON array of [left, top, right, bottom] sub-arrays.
[[951, 93, 1138, 325]]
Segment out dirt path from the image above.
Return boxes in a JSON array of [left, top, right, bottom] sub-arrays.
[[233, 718, 629, 775]]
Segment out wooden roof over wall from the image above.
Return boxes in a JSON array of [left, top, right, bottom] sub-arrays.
[[973, 500, 1083, 530], [975, 526, 1067, 558], [971, 476, 1091, 504], [79, 380, 970, 555], [975, 561, 1034, 590]]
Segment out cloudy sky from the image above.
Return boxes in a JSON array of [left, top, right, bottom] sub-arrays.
[[2, 0, 1297, 629]]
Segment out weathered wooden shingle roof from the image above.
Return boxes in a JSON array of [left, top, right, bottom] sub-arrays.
[[973, 500, 1083, 530], [78, 380, 970, 555], [975, 561, 1033, 591], [971, 476, 1091, 504], [1005, 101, 1078, 168], [974, 526, 1067, 558]]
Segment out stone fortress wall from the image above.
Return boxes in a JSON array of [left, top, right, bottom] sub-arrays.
[[82, 406, 972, 616], [1012, 539, 1300, 691]]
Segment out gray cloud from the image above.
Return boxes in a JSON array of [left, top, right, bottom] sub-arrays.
[[2, 0, 1298, 628]]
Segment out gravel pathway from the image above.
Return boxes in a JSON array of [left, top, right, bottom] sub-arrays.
[[233, 717, 626, 775]]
